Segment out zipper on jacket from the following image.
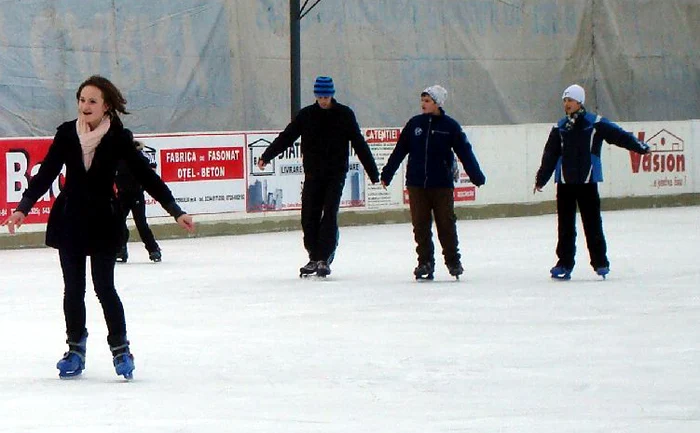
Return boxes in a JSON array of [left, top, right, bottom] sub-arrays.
[[423, 116, 432, 188]]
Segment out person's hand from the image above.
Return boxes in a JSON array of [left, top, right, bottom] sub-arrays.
[[1, 211, 26, 234], [257, 159, 267, 170], [176, 214, 195, 233], [380, 180, 388, 190], [533, 184, 543, 194]]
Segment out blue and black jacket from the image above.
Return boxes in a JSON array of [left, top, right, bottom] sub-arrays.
[[535, 110, 649, 187], [381, 108, 485, 188]]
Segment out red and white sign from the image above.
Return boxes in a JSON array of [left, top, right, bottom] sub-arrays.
[[1, 137, 61, 224]]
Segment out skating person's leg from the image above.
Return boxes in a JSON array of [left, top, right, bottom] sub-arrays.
[[317, 177, 345, 264], [554, 183, 578, 270], [90, 251, 127, 348], [408, 187, 435, 267], [300, 176, 325, 261], [432, 188, 461, 270], [117, 194, 133, 262], [132, 191, 160, 254], [58, 249, 89, 343], [578, 183, 609, 271]]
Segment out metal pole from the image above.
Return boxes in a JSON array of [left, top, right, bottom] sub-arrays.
[[290, 0, 301, 120]]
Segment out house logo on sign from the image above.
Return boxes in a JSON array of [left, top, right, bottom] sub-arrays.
[[248, 138, 274, 176]]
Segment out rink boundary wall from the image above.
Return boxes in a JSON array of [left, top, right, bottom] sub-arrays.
[[1, 119, 698, 250], [1, 193, 698, 251]]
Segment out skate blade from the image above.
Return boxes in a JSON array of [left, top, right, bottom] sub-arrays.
[[551, 274, 571, 281], [58, 370, 83, 379], [300, 274, 328, 280]]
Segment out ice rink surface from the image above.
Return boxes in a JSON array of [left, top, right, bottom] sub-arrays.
[[1, 206, 698, 433]]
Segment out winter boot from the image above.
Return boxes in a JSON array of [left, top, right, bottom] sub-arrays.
[[57, 330, 88, 378], [299, 260, 318, 277], [595, 267, 610, 279], [550, 265, 572, 280], [149, 250, 162, 262], [116, 246, 128, 263], [316, 260, 331, 277], [447, 261, 464, 278], [111, 342, 135, 380], [414, 262, 435, 280]]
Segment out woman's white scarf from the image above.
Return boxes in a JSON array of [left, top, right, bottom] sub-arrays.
[[77, 116, 111, 170]]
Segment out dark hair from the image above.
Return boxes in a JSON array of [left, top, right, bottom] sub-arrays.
[[76, 75, 129, 117]]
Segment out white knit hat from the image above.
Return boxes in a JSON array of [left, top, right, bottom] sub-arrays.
[[562, 84, 585, 105], [422, 85, 448, 106]]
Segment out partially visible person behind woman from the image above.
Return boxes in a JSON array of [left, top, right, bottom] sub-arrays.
[[1, 75, 195, 380]]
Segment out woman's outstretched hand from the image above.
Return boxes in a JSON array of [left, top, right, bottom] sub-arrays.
[[1, 211, 26, 234]]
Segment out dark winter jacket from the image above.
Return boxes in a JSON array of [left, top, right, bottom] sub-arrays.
[[116, 148, 156, 198], [260, 99, 379, 182], [381, 108, 486, 188], [16, 118, 183, 254], [535, 110, 650, 187]]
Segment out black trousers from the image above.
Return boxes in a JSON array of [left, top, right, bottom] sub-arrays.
[[555, 183, 609, 270], [300, 175, 345, 263], [120, 191, 159, 253], [59, 249, 127, 348], [407, 186, 460, 266]]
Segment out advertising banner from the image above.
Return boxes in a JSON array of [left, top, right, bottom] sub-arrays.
[[138, 133, 247, 216], [0, 137, 60, 224], [245, 132, 370, 212]]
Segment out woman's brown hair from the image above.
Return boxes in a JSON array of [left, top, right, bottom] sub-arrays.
[[76, 75, 130, 117]]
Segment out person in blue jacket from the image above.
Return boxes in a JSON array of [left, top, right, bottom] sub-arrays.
[[534, 84, 650, 280], [381, 85, 486, 280]]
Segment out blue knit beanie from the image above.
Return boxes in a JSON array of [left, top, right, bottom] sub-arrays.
[[313, 76, 335, 97]]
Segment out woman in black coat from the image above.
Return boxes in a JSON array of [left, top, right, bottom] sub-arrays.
[[1, 75, 195, 379]]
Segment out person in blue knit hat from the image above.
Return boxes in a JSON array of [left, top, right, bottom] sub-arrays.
[[534, 84, 651, 280], [257, 76, 380, 278]]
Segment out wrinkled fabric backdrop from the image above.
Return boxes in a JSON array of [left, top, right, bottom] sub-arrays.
[[0, 0, 697, 136]]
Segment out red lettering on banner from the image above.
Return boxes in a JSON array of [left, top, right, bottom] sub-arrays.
[[630, 129, 686, 174], [160, 147, 244, 182], [1, 138, 60, 224], [365, 128, 401, 144], [454, 186, 476, 202]]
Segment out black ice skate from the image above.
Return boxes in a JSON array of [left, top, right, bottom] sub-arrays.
[[447, 262, 464, 279], [414, 262, 434, 280], [116, 247, 128, 263], [315, 260, 331, 277], [149, 250, 162, 262], [299, 260, 319, 277]]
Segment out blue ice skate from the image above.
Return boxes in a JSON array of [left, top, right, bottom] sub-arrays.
[[595, 267, 610, 279], [57, 330, 88, 378], [550, 265, 572, 280], [111, 343, 135, 380]]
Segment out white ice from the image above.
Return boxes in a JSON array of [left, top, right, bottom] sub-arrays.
[[1, 206, 699, 433]]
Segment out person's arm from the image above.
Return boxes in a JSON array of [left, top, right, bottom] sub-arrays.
[[258, 114, 303, 167], [534, 126, 562, 192], [2, 127, 67, 233], [347, 110, 379, 183], [595, 118, 651, 154], [380, 122, 412, 187], [121, 131, 194, 231], [452, 127, 485, 187]]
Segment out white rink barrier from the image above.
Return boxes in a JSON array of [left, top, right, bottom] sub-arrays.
[[1, 120, 697, 233]]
